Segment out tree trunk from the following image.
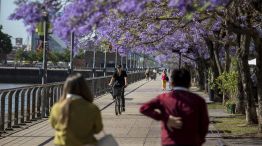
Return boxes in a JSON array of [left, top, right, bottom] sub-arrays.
[[196, 58, 206, 90], [204, 71, 208, 93], [237, 34, 258, 124], [236, 62, 245, 114], [204, 37, 221, 102], [255, 37, 262, 132], [214, 46, 223, 75], [224, 44, 231, 73]]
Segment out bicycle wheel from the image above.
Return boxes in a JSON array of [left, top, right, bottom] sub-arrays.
[[115, 96, 119, 115]]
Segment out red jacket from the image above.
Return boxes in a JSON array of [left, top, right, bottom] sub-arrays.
[[140, 88, 209, 146], [161, 73, 167, 81]]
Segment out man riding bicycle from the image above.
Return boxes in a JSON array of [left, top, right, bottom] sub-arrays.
[[109, 65, 128, 111]]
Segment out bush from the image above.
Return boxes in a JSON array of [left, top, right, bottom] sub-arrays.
[[215, 71, 238, 99]]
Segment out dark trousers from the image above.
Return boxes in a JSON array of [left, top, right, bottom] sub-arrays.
[[121, 88, 125, 107]]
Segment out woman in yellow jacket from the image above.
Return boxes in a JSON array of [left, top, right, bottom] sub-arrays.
[[49, 73, 103, 146]]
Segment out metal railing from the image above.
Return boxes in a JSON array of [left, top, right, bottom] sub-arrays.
[[0, 64, 145, 72], [0, 72, 145, 136]]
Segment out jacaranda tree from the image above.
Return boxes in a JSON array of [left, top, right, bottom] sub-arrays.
[[10, 0, 262, 132]]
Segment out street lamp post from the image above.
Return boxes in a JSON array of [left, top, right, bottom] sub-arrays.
[[134, 53, 136, 71], [126, 52, 128, 71], [41, 9, 48, 118], [120, 56, 123, 66], [104, 47, 107, 76], [115, 48, 118, 68], [42, 11, 48, 85], [129, 53, 132, 71], [136, 54, 139, 71], [69, 32, 74, 74], [142, 54, 145, 69], [136, 55, 139, 69], [138, 54, 140, 71], [92, 46, 96, 78]]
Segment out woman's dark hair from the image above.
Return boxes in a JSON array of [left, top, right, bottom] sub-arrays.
[[58, 73, 93, 127], [171, 68, 191, 88], [61, 73, 93, 102]]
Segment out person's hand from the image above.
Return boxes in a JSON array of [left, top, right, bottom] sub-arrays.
[[167, 115, 183, 131], [108, 83, 112, 86], [124, 83, 128, 88]]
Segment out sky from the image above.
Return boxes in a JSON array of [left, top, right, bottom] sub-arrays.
[[0, 0, 28, 45]]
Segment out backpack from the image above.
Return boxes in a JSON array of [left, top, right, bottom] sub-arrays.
[[165, 76, 169, 82]]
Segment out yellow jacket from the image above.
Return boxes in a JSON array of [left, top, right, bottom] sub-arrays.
[[49, 94, 103, 146]]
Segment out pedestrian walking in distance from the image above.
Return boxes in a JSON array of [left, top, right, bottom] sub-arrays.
[[161, 69, 168, 90], [140, 68, 209, 146]]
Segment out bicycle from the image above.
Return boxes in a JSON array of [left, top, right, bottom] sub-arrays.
[[111, 86, 124, 115]]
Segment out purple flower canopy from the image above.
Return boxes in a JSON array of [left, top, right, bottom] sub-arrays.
[[10, 0, 62, 32], [10, 0, 247, 65]]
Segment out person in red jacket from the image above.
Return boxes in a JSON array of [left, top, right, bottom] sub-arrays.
[[140, 68, 209, 146]]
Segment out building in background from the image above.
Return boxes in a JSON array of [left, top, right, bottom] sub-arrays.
[[15, 38, 23, 48], [31, 31, 66, 52]]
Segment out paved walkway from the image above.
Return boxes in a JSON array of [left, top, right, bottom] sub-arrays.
[[0, 77, 226, 146]]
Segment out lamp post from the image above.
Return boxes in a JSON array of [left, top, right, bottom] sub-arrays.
[[41, 10, 48, 85], [92, 45, 96, 78], [136, 55, 139, 69], [134, 54, 140, 71], [115, 48, 118, 68], [104, 47, 107, 76], [126, 52, 128, 71], [134, 53, 137, 71], [69, 31, 74, 74], [129, 53, 132, 71], [41, 8, 48, 118], [142, 54, 145, 69], [120, 56, 123, 66]]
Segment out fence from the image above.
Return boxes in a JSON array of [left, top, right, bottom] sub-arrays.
[[0, 72, 145, 136]]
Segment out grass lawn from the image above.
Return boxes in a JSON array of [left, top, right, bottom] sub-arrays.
[[207, 102, 224, 109], [214, 115, 259, 137], [207, 102, 260, 137]]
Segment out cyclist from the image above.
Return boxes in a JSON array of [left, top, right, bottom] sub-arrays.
[[109, 65, 128, 111], [145, 68, 150, 81]]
